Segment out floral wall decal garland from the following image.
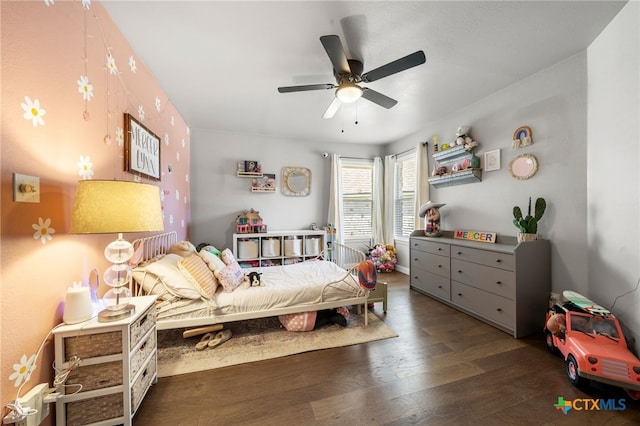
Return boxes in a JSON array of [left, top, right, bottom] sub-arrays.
[[77, 155, 94, 180], [9, 354, 36, 388]]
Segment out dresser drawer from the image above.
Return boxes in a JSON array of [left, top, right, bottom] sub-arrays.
[[410, 238, 450, 256], [66, 360, 122, 393], [451, 259, 515, 299], [411, 250, 450, 278], [130, 329, 156, 379], [66, 392, 123, 426], [131, 356, 157, 415], [451, 245, 514, 271], [451, 281, 514, 328], [410, 268, 450, 300]]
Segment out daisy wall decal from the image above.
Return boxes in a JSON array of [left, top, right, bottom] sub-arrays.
[[175, 189, 180, 200], [116, 127, 124, 146], [82, 0, 91, 10], [106, 53, 118, 75], [77, 75, 93, 101], [137, 105, 145, 121], [171, 116, 175, 126], [21, 96, 46, 127], [32, 217, 55, 244], [155, 96, 161, 112], [164, 133, 169, 146], [176, 151, 180, 161], [129, 56, 137, 74], [77, 155, 94, 180], [9, 354, 36, 388], [44, 0, 54, 6], [181, 138, 186, 148]]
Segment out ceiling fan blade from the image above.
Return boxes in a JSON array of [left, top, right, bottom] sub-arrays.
[[362, 50, 426, 82], [361, 88, 398, 109], [278, 84, 335, 93], [320, 35, 351, 75], [322, 97, 342, 119]]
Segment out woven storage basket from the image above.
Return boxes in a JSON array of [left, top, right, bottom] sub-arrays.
[[66, 392, 123, 425], [66, 360, 122, 393], [64, 331, 121, 360]]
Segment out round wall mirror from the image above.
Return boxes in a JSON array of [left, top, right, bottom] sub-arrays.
[[281, 167, 311, 196], [509, 154, 538, 180]]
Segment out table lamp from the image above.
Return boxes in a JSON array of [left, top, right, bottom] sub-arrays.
[[70, 180, 164, 322]]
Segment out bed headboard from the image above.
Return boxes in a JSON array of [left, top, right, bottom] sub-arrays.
[[133, 231, 178, 263]]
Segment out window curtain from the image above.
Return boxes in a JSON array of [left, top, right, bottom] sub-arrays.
[[383, 154, 396, 244], [327, 153, 344, 244], [414, 142, 430, 230], [372, 156, 384, 244]]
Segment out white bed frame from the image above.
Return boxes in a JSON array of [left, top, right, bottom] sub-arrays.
[[131, 232, 370, 330]]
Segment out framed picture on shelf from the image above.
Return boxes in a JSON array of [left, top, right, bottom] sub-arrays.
[[252, 173, 276, 192], [237, 160, 262, 176], [484, 149, 501, 172], [124, 113, 161, 180]]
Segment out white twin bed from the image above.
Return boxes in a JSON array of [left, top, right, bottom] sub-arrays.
[[130, 232, 370, 330]]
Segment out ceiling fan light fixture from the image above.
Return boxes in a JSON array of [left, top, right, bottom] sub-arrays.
[[336, 82, 363, 103]]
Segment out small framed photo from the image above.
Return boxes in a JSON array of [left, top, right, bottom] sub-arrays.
[[237, 160, 263, 177], [124, 113, 161, 180], [484, 149, 501, 172], [252, 173, 276, 192]]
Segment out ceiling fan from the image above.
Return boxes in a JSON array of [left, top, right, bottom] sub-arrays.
[[278, 35, 426, 119]]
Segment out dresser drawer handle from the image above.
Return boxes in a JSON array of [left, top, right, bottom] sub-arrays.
[[496, 308, 503, 312], [438, 247, 443, 251], [457, 270, 462, 273], [457, 251, 462, 255], [438, 264, 442, 268], [496, 259, 502, 263], [496, 281, 502, 285], [437, 285, 443, 289], [457, 293, 462, 297]]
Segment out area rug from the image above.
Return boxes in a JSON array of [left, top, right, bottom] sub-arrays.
[[156, 311, 397, 377]]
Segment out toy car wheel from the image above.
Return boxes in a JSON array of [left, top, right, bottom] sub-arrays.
[[625, 389, 640, 400], [545, 330, 557, 354], [566, 355, 584, 386]]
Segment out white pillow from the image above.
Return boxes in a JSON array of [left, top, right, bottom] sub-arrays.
[[199, 249, 226, 272], [133, 254, 201, 300]]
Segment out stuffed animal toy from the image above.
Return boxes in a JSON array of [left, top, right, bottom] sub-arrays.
[[546, 313, 566, 335], [245, 271, 262, 287]]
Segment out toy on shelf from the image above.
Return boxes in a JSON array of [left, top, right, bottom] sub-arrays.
[[544, 290, 640, 400], [236, 208, 267, 233]]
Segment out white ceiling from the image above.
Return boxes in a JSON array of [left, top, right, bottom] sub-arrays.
[[102, 1, 626, 145]]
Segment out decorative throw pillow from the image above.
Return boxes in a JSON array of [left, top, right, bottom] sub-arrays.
[[168, 241, 197, 257], [214, 260, 245, 292], [199, 249, 226, 272], [134, 254, 201, 300], [220, 248, 237, 266], [279, 312, 317, 332], [177, 254, 218, 298]]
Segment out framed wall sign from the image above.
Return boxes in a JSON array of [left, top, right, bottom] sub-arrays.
[[124, 113, 161, 180], [484, 149, 501, 172]]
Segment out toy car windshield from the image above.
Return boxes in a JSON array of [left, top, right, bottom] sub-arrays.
[[569, 312, 620, 339]]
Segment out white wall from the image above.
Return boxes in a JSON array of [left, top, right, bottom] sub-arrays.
[[587, 1, 640, 352], [388, 52, 590, 292], [189, 128, 382, 250]]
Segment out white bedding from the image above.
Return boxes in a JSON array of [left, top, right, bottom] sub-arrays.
[[153, 260, 365, 324]]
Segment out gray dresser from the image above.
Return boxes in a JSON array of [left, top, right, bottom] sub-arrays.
[[409, 230, 550, 338]]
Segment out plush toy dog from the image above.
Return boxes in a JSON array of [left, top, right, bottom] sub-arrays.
[[246, 271, 262, 287]]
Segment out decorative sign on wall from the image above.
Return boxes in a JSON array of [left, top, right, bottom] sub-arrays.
[[454, 230, 497, 243], [124, 113, 161, 180]]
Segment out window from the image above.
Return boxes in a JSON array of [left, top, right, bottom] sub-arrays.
[[394, 151, 416, 238], [341, 160, 373, 241]]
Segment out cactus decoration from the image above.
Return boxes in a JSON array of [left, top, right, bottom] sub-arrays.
[[513, 197, 546, 234]]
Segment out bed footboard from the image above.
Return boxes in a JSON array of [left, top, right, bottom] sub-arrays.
[[332, 241, 366, 271]]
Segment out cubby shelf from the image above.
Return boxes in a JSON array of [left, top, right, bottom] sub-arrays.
[[233, 230, 326, 268]]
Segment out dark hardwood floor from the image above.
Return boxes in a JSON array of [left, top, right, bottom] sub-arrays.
[[134, 272, 639, 425]]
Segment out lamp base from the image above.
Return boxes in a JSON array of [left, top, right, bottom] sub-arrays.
[[97, 304, 135, 322]]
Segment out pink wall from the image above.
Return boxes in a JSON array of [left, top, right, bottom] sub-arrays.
[[0, 1, 190, 413]]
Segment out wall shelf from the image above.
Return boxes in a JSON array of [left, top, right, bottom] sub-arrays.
[[432, 145, 472, 164], [428, 168, 482, 188]]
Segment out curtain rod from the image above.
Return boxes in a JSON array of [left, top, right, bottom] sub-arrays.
[[392, 141, 428, 158]]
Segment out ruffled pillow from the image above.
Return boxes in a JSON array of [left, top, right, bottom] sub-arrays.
[[177, 254, 218, 298], [132, 254, 201, 300]]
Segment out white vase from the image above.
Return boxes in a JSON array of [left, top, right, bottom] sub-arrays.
[[517, 232, 541, 243]]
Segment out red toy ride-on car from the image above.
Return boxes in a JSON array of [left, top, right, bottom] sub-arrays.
[[544, 291, 640, 400]]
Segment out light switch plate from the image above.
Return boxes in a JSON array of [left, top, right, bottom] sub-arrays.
[[13, 173, 40, 203]]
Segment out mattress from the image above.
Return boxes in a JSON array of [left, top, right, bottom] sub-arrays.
[[154, 260, 364, 323]]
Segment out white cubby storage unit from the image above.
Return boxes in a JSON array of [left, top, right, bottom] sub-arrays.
[[233, 230, 326, 268]]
